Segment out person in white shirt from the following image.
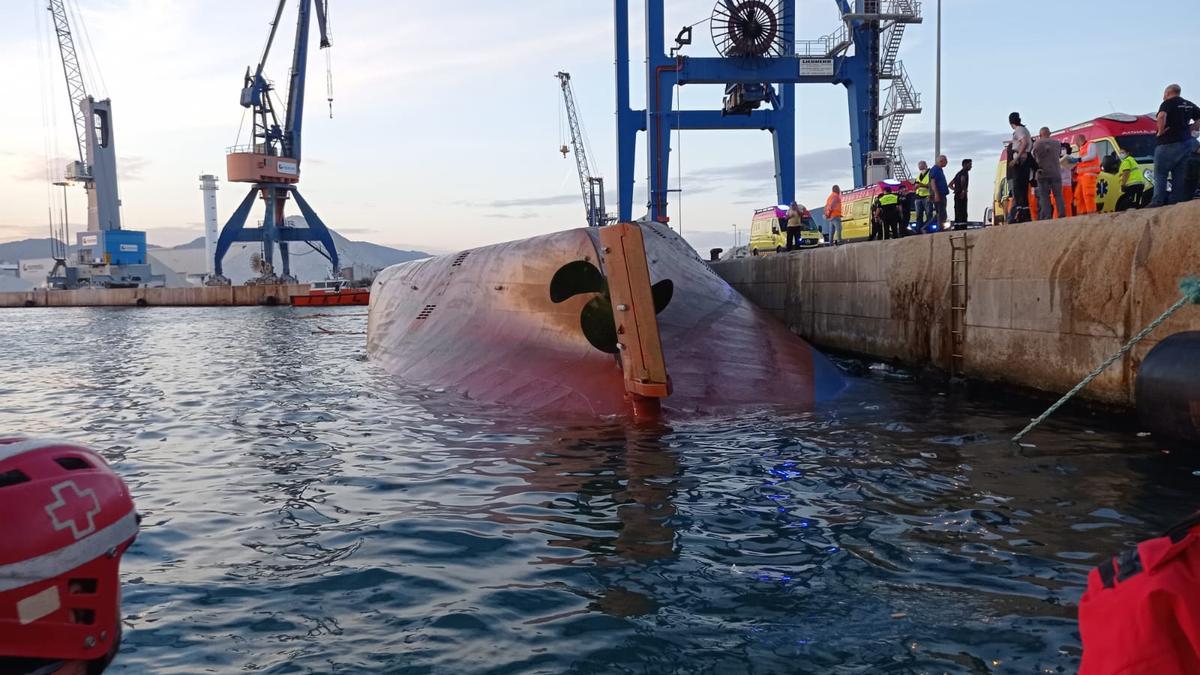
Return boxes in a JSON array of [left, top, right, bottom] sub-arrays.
[[1058, 143, 1075, 217], [1007, 112, 1033, 223]]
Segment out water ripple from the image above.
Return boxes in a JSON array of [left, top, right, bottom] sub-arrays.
[[0, 307, 1196, 673]]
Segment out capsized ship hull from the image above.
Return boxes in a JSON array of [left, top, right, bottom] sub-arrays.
[[368, 222, 843, 416]]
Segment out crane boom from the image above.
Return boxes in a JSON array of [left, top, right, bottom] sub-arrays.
[[284, 0, 330, 161], [556, 72, 606, 228], [47, 0, 89, 168]]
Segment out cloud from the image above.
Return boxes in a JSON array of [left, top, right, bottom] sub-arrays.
[[11, 155, 73, 182], [485, 211, 538, 220], [119, 156, 150, 181], [139, 225, 205, 247], [10, 153, 150, 182], [679, 129, 1010, 192], [683, 146, 848, 191], [479, 194, 580, 208], [0, 223, 58, 241], [916, 129, 1009, 163]]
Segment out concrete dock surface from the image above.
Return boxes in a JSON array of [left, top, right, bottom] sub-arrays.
[[712, 201, 1200, 407], [0, 283, 310, 308]]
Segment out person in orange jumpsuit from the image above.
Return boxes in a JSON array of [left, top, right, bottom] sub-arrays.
[[1072, 133, 1101, 215], [1078, 513, 1200, 674]]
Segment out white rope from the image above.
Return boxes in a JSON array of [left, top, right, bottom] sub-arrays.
[[1012, 277, 1200, 443]]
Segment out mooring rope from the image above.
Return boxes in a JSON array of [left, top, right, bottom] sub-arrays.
[[1012, 276, 1200, 444]]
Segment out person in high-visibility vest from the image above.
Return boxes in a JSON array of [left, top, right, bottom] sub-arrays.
[[823, 185, 843, 245], [1116, 148, 1148, 211], [1071, 133, 1101, 215], [913, 161, 932, 230], [871, 184, 902, 241]]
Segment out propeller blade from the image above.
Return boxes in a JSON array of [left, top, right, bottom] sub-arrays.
[[550, 260, 606, 303], [580, 295, 619, 354], [651, 279, 674, 315]]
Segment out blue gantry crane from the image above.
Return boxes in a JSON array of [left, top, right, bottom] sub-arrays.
[[614, 0, 922, 223], [213, 0, 338, 284]]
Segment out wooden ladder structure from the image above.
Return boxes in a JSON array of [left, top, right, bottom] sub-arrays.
[[949, 233, 970, 377]]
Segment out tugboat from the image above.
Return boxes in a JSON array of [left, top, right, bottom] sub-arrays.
[[291, 279, 370, 306]]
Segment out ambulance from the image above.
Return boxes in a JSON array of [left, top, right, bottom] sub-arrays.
[[989, 113, 1157, 224], [838, 179, 917, 240], [748, 204, 823, 255]]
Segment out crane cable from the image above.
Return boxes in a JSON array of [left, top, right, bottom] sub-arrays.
[[35, 1, 56, 253], [557, 79, 564, 152], [324, 1, 333, 118], [65, 0, 106, 97], [674, 83, 683, 238], [36, 0, 69, 257]]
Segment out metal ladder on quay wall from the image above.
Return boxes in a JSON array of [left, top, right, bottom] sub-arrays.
[[949, 233, 970, 378]]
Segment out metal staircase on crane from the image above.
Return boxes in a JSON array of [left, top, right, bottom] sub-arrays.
[[844, 0, 922, 181], [879, 61, 921, 181], [793, 1, 922, 183]]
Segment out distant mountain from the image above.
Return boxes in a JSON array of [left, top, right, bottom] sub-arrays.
[[145, 222, 429, 284], [0, 238, 67, 263], [1, 227, 431, 285], [171, 231, 427, 269]]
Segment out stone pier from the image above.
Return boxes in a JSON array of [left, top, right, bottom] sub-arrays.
[[0, 284, 309, 308], [711, 202, 1200, 406]]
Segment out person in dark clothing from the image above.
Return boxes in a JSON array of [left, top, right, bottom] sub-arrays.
[[900, 189, 915, 236], [1150, 84, 1200, 207], [1007, 112, 1033, 223], [948, 158, 972, 228], [1185, 149, 1200, 201], [872, 184, 902, 241]]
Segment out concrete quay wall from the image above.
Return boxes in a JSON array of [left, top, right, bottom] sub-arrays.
[[0, 284, 309, 308], [712, 202, 1200, 407]]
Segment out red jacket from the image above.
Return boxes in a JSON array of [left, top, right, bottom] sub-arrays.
[[1079, 515, 1200, 674]]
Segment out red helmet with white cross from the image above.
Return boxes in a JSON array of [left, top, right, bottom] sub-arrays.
[[0, 438, 138, 670]]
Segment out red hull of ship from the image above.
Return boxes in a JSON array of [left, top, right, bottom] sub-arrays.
[[368, 222, 843, 417]]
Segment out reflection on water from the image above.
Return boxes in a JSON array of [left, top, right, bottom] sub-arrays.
[[1, 307, 1197, 673]]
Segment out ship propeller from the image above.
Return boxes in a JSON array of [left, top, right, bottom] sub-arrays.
[[550, 260, 673, 354]]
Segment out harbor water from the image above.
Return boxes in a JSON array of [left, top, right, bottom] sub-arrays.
[[2, 307, 1197, 674]]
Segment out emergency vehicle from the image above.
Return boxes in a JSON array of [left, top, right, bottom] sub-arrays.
[[748, 204, 822, 255], [989, 113, 1157, 224], [838, 179, 917, 240]]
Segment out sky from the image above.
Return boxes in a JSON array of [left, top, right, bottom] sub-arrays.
[[0, 0, 1195, 256]]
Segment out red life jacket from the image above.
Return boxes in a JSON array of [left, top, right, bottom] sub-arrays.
[[1079, 514, 1200, 674]]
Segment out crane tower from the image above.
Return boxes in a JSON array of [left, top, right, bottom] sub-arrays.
[[556, 72, 608, 228], [46, 0, 160, 288], [212, 0, 339, 284]]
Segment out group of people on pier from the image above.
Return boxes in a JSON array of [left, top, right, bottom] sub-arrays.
[[1006, 84, 1200, 224]]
